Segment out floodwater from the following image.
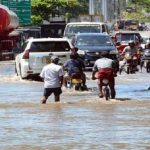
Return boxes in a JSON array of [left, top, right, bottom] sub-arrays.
[[0, 61, 150, 150]]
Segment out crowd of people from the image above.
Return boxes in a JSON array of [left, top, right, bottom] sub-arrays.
[[39, 40, 150, 104]]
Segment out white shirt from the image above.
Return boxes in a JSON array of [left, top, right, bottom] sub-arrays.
[[40, 63, 64, 88], [93, 58, 114, 71]]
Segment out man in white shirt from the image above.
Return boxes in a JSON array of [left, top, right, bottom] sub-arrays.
[[92, 52, 118, 99], [40, 55, 64, 103]]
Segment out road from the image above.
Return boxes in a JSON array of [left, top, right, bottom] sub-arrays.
[[0, 61, 150, 149]]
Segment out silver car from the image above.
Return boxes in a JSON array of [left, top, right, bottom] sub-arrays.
[[15, 38, 72, 79]]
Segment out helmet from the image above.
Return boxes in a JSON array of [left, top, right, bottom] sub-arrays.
[[128, 40, 135, 47]]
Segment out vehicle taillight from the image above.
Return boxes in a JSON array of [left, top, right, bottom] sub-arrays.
[[22, 49, 29, 59]]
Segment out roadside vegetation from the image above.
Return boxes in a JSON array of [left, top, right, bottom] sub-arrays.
[[31, 0, 88, 25], [31, 0, 150, 25], [122, 0, 150, 22]]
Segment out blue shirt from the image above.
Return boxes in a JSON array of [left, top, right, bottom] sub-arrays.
[[64, 59, 84, 75]]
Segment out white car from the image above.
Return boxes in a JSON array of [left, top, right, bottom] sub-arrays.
[[141, 36, 150, 49], [15, 38, 73, 79], [63, 22, 109, 40]]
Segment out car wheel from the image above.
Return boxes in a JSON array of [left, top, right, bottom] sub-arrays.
[[15, 63, 18, 76], [19, 64, 25, 79]]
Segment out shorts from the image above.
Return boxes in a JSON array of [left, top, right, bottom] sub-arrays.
[[43, 87, 62, 98]]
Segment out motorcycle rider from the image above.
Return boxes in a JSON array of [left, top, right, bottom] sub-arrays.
[[121, 40, 138, 73], [143, 41, 150, 73], [92, 51, 118, 99], [63, 52, 87, 90], [122, 40, 137, 57]]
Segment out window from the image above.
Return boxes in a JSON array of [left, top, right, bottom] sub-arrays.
[[76, 35, 113, 46], [30, 41, 70, 52]]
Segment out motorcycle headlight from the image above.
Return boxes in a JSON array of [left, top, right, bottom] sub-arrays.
[[78, 50, 85, 55]]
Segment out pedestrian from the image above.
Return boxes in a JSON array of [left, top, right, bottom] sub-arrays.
[[40, 55, 64, 103]]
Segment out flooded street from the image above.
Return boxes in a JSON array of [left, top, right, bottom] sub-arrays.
[[0, 61, 150, 150]]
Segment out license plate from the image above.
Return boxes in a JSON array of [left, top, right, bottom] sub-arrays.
[[43, 57, 51, 64], [46, 57, 51, 64], [72, 79, 82, 84]]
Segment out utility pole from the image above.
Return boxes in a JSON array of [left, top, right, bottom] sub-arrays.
[[117, 0, 120, 19], [89, 0, 94, 21]]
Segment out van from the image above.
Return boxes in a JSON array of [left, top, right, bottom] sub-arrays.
[[63, 22, 109, 40]]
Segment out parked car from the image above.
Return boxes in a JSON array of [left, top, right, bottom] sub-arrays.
[[63, 22, 109, 40], [141, 36, 150, 49], [15, 38, 72, 79], [72, 33, 118, 69]]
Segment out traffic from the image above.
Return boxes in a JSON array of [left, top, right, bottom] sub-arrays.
[[0, 2, 150, 149]]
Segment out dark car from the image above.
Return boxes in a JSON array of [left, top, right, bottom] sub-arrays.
[[112, 31, 142, 53], [72, 33, 118, 69]]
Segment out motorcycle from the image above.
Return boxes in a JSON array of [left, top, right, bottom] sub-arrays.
[[144, 60, 150, 73], [143, 49, 150, 73], [96, 69, 114, 100], [67, 73, 85, 91], [120, 52, 138, 74], [101, 78, 110, 100]]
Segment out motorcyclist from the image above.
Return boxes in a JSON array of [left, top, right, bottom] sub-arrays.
[[121, 40, 138, 73], [63, 52, 87, 90], [142, 41, 150, 73], [121, 40, 137, 56], [92, 51, 118, 99]]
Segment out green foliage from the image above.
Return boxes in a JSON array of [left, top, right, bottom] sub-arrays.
[[31, 0, 88, 25], [31, 15, 43, 25], [124, 0, 150, 22]]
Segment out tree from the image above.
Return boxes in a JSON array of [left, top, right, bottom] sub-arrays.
[[123, 0, 150, 22], [31, 0, 88, 25]]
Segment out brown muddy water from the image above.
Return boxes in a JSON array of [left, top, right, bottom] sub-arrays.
[[0, 61, 150, 150]]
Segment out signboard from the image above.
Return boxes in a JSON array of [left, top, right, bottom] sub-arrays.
[[1, 0, 31, 25]]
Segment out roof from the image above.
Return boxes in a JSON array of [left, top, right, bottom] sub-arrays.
[[76, 33, 108, 36], [66, 22, 106, 25], [26, 37, 71, 42], [113, 30, 140, 34]]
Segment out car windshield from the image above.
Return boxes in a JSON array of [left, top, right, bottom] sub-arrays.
[[75, 35, 113, 46], [117, 33, 139, 42], [30, 41, 70, 52], [66, 25, 101, 34], [142, 37, 149, 44]]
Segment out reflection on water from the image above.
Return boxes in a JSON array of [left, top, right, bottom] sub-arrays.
[[0, 99, 150, 149], [0, 61, 150, 149]]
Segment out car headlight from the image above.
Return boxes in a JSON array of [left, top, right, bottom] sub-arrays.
[[109, 49, 118, 54], [78, 50, 85, 55]]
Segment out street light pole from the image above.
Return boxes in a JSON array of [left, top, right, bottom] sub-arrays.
[[89, 0, 94, 21]]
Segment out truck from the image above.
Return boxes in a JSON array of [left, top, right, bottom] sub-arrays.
[[0, 4, 19, 61], [40, 21, 66, 38]]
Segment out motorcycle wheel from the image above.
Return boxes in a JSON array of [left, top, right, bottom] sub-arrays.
[[146, 62, 150, 73], [75, 84, 80, 91], [127, 66, 130, 74], [103, 86, 110, 100]]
